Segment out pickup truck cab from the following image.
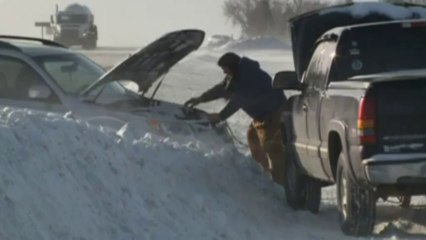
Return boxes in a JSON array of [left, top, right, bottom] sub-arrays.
[[275, 2, 426, 236]]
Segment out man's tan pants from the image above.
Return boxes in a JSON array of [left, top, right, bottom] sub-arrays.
[[247, 111, 285, 185]]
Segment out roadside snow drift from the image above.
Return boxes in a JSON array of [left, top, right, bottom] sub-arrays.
[[320, 2, 426, 19], [208, 37, 290, 51], [0, 107, 339, 240]]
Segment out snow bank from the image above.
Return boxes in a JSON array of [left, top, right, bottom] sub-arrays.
[[217, 37, 291, 51], [3, 106, 420, 240], [0, 107, 287, 240], [0, 106, 368, 240], [204, 34, 233, 49], [320, 2, 426, 19]]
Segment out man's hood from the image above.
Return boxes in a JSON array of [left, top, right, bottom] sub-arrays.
[[81, 29, 205, 96], [239, 57, 260, 71], [289, 2, 426, 80]]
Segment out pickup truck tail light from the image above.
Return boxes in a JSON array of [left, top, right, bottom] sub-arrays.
[[358, 96, 376, 144], [401, 21, 426, 28]]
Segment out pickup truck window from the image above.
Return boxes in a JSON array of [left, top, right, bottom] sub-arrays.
[[304, 41, 336, 91], [334, 25, 426, 80]]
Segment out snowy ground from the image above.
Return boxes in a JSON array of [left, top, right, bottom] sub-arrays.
[[0, 45, 424, 239]]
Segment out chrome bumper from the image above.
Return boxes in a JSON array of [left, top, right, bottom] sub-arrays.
[[363, 153, 426, 184]]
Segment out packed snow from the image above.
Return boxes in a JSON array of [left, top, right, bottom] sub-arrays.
[[320, 2, 426, 19], [0, 46, 425, 240], [206, 37, 291, 52]]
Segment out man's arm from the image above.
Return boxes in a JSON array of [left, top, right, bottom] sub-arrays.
[[219, 97, 241, 120], [185, 76, 233, 109], [199, 80, 228, 102]]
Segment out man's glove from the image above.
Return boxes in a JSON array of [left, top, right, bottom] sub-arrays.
[[184, 97, 203, 108], [208, 113, 222, 125]]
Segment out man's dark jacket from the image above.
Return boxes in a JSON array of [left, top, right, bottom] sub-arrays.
[[200, 57, 286, 121]]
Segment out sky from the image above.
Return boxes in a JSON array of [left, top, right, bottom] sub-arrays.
[[0, 0, 239, 46]]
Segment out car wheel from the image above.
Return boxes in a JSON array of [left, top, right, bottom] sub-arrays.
[[284, 143, 306, 210], [82, 39, 96, 50], [398, 195, 411, 208], [90, 40, 97, 50], [305, 177, 322, 214], [336, 153, 376, 236]]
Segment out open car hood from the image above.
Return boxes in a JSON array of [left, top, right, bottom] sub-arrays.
[[290, 2, 426, 79], [81, 29, 205, 96]]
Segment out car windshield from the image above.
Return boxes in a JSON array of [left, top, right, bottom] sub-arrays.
[[57, 14, 88, 24], [35, 53, 105, 94], [34, 53, 135, 103], [333, 25, 426, 80]]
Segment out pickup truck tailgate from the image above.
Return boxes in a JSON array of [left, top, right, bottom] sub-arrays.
[[374, 79, 426, 153]]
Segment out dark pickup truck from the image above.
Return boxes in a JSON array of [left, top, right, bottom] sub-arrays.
[[274, 2, 426, 236]]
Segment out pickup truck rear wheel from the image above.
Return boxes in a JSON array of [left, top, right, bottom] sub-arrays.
[[284, 145, 306, 210], [305, 178, 321, 214], [398, 195, 411, 208], [82, 38, 97, 50], [336, 154, 376, 236]]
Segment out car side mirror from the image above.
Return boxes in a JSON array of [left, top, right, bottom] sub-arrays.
[[273, 71, 301, 90], [29, 84, 52, 99]]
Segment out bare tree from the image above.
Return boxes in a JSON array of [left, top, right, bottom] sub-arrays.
[[223, 0, 329, 39], [223, 0, 275, 37], [223, 0, 251, 36]]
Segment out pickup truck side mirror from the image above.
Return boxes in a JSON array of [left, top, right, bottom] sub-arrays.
[[273, 71, 301, 90]]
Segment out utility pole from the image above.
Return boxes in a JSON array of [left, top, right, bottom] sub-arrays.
[[34, 22, 51, 39]]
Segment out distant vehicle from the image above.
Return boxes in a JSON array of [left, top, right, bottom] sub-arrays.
[[274, 2, 426, 237], [36, 3, 98, 49], [0, 31, 232, 145], [205, 34, 233, 48]]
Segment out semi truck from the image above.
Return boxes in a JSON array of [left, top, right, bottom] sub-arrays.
[[35, 3, 98, 49]]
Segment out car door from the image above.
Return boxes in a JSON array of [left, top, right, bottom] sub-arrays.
[[303, 41, 336, 180], [0, 54, 65, 113]]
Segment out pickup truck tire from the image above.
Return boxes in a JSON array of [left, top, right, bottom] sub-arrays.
[[305, 178, 321, 214], [82, 38, 97, 50], [398, 195, 411, 208], [284, 143, 306, 210], [336, 154, 376, 236]]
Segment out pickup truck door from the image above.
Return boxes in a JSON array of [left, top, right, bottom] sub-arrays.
[[291, 93, 310, 166], [303, 41, 336, 180]]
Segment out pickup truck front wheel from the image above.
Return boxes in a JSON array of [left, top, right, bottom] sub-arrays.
[[284, 145, 306, 210], [336, 154, 376, 236]]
